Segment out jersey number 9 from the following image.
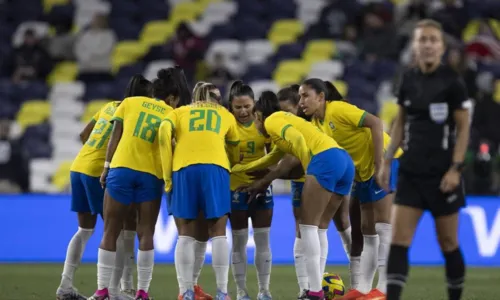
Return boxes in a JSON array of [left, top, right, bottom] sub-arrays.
[[133, 112, 162, 143], [86, 118, 112, 149], [189, 109, 221, 134]]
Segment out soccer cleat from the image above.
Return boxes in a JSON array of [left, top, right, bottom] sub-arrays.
[[236, 290, 250, 300], [257, 290, 272, 300], [87, 288, 109, 300], [337, 289, 365, 300], [135, 290, 151, 300], [361, 289, 385, 300], [297, 290, 308, 299], [304, 290, 325, 300], [194, 285, 213, 300], [121, 289, 136, 298], [215, 290, 231, 300], [56, 287, 87, 300], [182, 290, 195, 300]]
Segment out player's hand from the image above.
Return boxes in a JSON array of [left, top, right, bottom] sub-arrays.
[[440, 169, 460, 193], [100, 168, 109, 188], [376, 160, 391, 192], [246, 168, 271, 180]]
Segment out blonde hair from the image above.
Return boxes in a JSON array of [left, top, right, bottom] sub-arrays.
[[415, 19, 443, 32], [193, 83, 218, 102], [192, 81, 206, 96]]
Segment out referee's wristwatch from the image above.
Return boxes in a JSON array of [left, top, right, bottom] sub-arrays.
[[450, 162, 465, 173]]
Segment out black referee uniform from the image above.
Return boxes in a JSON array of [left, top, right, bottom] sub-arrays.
[[395, 64, 468, 216]]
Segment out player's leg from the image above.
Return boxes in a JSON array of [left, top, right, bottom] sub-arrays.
[[193, 214, 213, 300], [203, 165, 232, 299], [91, 168, 131, 299], [347, 196, 362, 291], [250, 186, 274, 300], [229, 195, 251, 299], [331, 196, 352, 261], [133, 172, 164, 300], [301, 149, 353, 299], [385, 173, 424, 300], [120, 205, 137, 296], [291, 182, 309, 296], [171, 166, 201, 299], [57, 172, 97, 300]]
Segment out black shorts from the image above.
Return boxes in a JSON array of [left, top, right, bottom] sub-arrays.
[[394, 171, 466, 217]]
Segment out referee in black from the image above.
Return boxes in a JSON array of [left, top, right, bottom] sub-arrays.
[[377, 20, 470, 300]]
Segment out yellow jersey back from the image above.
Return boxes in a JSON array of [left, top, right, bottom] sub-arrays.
[[110, 96, 173, 178], [71, 101, 120, 177], [166, 101, 240, 172]]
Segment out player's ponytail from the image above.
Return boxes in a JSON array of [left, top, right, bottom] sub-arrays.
[[254, 90, 280, 118], [323, 81, 345, 102], [193, 81, 206, 99], [193, 83, 218, 103], [124, 75, 152, 98], [228, 80, 255, 109], [277, 84, 300, 105], [153, 66, 192, 108]]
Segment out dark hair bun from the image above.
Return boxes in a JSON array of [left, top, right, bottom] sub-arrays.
[[290, 84, 300, 92], [157, 69, 171, 80]]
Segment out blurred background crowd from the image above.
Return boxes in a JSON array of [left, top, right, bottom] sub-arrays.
[[0, 0, 499, 195]]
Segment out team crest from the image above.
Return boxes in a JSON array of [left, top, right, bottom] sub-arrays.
[[329, 122, 335, 130]]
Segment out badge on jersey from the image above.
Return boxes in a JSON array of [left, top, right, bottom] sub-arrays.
[[329, 121, 335, 130], [429, 102, 448, 124]]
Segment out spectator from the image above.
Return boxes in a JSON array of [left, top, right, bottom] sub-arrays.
[[312, 0, 362, 39], [74, 13, 116, 83], [0, 120, 30, 193], [208, 53, 233, 89], [395, 0, 428, 39], [359, 11, 399, 61], [49, 23, 76, 61], [430, 0, 469, 40], [2, 29, 53, 83], [167, 22, 205, 84], [336, 24, 359, 61], [447, 47, 478, 100], [465, 20, 500, 62]]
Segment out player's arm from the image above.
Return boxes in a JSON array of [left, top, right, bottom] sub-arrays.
[[275, 155, 303, 179], [104, 101, 126, 167], [225, 115, 241, 167], [232, 145, 285, 173], [79, 119, 96, 144], [449, 78, 471, 169], [159, 117, 175, 192]]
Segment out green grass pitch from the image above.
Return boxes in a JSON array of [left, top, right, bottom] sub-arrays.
[[0, 264, 499, 299]]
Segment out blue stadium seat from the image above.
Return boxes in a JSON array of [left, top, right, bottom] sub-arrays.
[[346, 77, 378, 100], [110, 17, 142, 41], [113, 78, 133, 100], [268, 0, 297, 21], [24, 123, 51, 143], [209, 24, 236, 40], [138, 0, 170, 22], [0, 99, 18, 119], [243, 64, 274, 82], [273, 43, 305, 61], [23, 138, 52, 159], [116, 63, 146, 80], [350, 97, 379, 115], [236, 0, 265, 18], [143, 45, 168, 63], [234, 18, 267, 41], [46, 4, 75, 26], [12, 82, 49, 102], [109, 0, 139, 19], [83, 83, 115, 102]]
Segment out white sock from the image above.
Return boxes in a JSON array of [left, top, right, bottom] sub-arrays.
[[253, 227, 272, 292], [318, 229, 328, 275], [359, 234, 379, 293], [193, 241, 207, 285], [109, 232, 125, 295], [231, 229, 248, 293], [375, 223, 392, 293], [120, 230, 136, 291], [60, 227, 94, 289], [294, 237, 309, 291], [97, 248, 116, 290], [137, 249, 154, 292], [299, 224, 322, 292], [349, 256, 361, 290], [212, 236, 230, 294], [338, 227, 352, 261], [175, 236, 195, 294]]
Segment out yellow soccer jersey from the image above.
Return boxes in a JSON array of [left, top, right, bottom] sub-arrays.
[[71, 101, 120, 177], [264, 111, 341, 171], [312, 101, 403, 182], [110, 96, 173, 179], [159, 101, 240, 191], [230, 121, 271, 190]]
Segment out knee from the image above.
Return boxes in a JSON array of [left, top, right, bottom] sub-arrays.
[[437, 233, 458, 252], [333, 213, 350, 231], [391, 227, 413, 246], [195, 227, 210, 242], [360, 219, 376, 235]]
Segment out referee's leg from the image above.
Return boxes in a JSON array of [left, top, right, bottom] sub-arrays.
[[386, 204, 423, 300]]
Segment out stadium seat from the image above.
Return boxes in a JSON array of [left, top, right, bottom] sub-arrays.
[[43, 0, 70, 12], [16, 100, 51, 129], [189, 19, 213, 37], [52, 99, 84, 119], [332, 80, 348, 98], [297, 0, 326, 27], [244, 40, 275, 65], [268, 19, 304, 47], [379, 100, 399, 130], [53, 141, 82, 161], [140, 20, 175, 47], [273, 60, 310, 80], [13, 82, 49, 102], [143, 60, 175, 81], [116, 62, 146, 80], [274, 72, 303, 88], [302, 40, 336, 64], [205, 40, 243, 74], [204, 1, 237, 20], [494, 80, 500, 103], [52, 161, 72, 191], [30, 159, 56, 192], [169, 2, 203, 26], [111, 41, 149, 73], [47, 61, 78, 85], [52, 119, 85, 140], [49, 82, 85, 100], [81, 100, 110, 122], [250, 80, 280, 96], [308, 60, 344, 80]]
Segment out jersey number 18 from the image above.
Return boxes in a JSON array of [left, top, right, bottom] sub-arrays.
[[133, 112, 162, 143], [189, 109, 221, 134]]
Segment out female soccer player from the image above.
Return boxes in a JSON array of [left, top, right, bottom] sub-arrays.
[[89, 67, 190, 300], [379, 20, 469, 300], [56, 75, 152, 300], [298, 79, 401, 300], [227, 80, 273, 300], [159, 83, 240, 300], [240, 91, 354, 300]]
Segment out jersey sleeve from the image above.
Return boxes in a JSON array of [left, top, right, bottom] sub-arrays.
[[91, 109, 101, 122], [225, 114, 241, 166], [395, 72, 407, 106], [335, 102, 367, 128], [111, 100, 126, 123], [158, 117, 175, 192], [447, 77, 469, 111], [231, 145, 285, 173]]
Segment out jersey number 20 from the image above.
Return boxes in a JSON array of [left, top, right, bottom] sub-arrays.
[[133, 112, 162, 143], [189, 109, 221, 134]]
